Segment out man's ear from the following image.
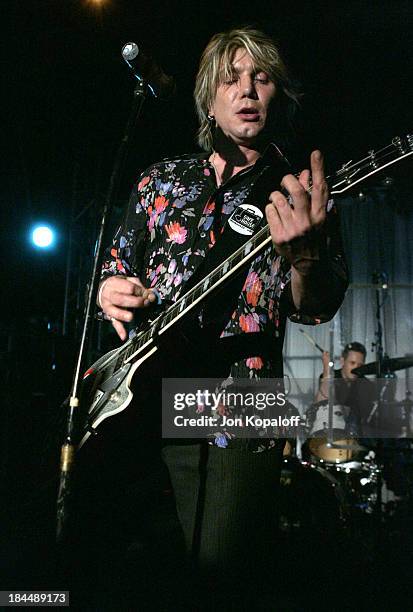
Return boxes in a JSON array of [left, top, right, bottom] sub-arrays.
[[339, 356, 344, 368]]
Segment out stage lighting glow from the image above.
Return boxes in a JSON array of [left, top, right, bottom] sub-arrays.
[[31, 225, 55, 249]]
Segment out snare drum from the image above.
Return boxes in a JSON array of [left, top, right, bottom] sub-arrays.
[[306, 401, 359, 463]]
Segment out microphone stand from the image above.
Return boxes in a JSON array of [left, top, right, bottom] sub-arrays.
[[56, 78, 148, 544]]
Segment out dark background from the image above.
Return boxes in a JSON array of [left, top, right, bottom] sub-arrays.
[[1, 0, 413, 602], [2, 0, 412, 325]]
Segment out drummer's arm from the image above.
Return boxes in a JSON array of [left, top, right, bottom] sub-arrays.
[[315, 351, 331, 402]]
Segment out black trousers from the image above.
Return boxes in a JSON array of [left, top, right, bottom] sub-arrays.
[[162, 442, 284, 609]]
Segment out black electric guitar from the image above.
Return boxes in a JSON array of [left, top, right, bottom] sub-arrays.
[[78, 135, 412, 448]]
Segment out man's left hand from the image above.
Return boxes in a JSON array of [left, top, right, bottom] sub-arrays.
[[265, 150, 329, 274]]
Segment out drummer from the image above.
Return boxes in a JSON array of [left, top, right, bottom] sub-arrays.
[[315, 342, 375, 436]]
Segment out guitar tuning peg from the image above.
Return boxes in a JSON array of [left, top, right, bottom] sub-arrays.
[[368, 150, 378, 168], [392, 136, 406, 154]]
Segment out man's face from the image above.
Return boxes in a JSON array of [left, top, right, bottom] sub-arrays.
[[209, 48, 277, 147], [340, 350, 366, 381]]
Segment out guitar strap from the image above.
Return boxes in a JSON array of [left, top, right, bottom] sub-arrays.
[[182, 144, 291, 340]]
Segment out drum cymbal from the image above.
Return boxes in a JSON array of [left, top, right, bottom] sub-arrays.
[[353, 356, 413, 377]]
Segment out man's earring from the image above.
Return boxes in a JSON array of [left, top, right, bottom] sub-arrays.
[[207, 114, 215, 124]]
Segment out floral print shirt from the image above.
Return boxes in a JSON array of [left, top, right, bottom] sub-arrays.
[[101, 146, 348, 451]]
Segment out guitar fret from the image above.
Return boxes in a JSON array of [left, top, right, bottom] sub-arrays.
[[179, 299, 186, 312], [114, 354, 124, 371], [190, 288, 201, 304], [140, 331, 150, 344], [148, 325, 156, 338], [118, 330, 149, 366], [172, 303, 182, 318], [165, 307, 178, 326], [122, 345, 132, 361], [161, 310, 175, 328]]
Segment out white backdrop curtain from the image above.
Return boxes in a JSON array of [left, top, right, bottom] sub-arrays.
[[284, 191, 413, 413]]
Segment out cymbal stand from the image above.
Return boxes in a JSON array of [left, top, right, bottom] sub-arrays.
[[371, 271, 389, 524], [404, 394, 413, 437], [326, 316, 335, 448], [324, 317, 359, 454], [404, 368, 413, 437]]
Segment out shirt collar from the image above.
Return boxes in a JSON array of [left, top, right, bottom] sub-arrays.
[[258, 142, 292, 171], [200, 142, 291, 171]]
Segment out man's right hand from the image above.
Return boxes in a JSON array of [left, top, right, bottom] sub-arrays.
[[98, 276, 157, 341]]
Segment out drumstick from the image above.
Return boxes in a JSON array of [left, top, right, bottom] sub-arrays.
[[299, 328, 325, 353]]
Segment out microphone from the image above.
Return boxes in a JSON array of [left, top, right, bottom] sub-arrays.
[[121, 42, 176, 100]]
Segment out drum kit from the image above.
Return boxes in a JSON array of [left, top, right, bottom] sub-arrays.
[[279, 354, 413, 535]]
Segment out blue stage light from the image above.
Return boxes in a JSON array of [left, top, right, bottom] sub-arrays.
[[31, 225, 55, 249]]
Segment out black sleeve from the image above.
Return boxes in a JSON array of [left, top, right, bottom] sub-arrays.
[[100, 170, 154, 281]]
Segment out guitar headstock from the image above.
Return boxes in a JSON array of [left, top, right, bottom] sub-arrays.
[[330, 134, 413, 195]]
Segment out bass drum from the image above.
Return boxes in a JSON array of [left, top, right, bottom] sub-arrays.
[[278, 458, 349, 537], [306, 401, 360, 464]]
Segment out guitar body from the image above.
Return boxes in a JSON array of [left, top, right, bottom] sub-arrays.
[[77, 319, 235, 451]]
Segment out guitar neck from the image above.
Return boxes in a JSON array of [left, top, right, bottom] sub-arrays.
[[330, 135, 412, 195]]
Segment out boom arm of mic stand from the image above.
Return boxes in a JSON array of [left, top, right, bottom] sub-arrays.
[[56, 80, 148, 544]]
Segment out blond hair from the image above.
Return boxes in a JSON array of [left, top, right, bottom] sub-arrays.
[[194, 27, 300, 151]]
